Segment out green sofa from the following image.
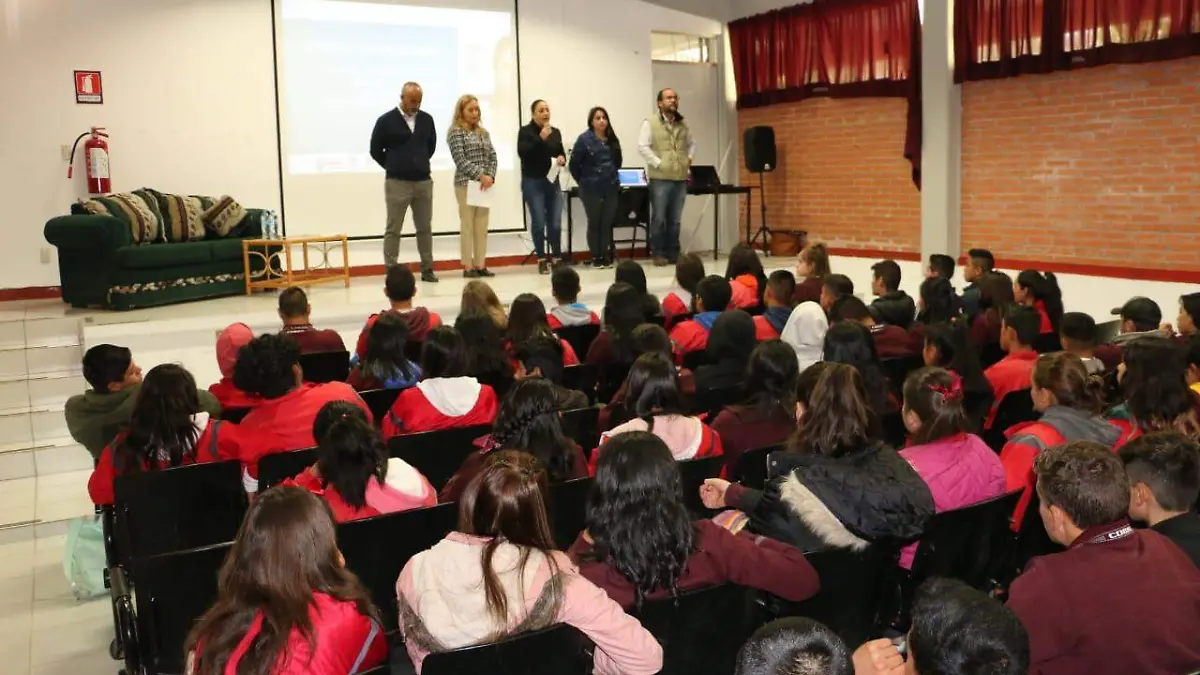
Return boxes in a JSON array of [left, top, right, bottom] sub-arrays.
[[45, 205, 267, 310]]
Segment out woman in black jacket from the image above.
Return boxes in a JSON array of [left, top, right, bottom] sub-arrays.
[[700, 363, 933, 553], [517, 99, 567, 274]]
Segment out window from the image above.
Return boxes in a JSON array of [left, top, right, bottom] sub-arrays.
[[651, 32, 715, 64]]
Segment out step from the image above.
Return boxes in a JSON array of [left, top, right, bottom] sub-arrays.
[[0, 470, 92, 544]]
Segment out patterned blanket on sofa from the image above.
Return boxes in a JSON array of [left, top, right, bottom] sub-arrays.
[[72, 189, 250, 244]]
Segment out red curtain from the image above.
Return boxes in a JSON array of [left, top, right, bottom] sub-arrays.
[[956, 0, 1200, 81], [729, 0, 922, 185]]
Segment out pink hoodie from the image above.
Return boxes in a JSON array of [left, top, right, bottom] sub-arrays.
[[216, 323, 254, 379], [590, 415, 723, 475]]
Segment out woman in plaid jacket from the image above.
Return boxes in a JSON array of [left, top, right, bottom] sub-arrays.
[[447, 95, 498, 278]]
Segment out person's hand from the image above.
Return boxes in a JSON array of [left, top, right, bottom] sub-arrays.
[[852, 640, 905, 675], [480, 175, 494, 190], [539, 124, 552, 140], [556, 155, 566, 166], [700, 478, 731, 509], [1161, 322, 1176, 337]]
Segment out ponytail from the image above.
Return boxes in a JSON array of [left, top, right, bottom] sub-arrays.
[[802, 243, 831, 279], [316, 416, 388, 510]]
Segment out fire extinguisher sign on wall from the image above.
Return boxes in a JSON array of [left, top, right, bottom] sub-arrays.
[[74, 70, 103, 104]]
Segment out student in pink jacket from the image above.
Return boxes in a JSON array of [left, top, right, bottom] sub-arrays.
[[897, 367, 1007, 569], [396, 450, 662, 675]]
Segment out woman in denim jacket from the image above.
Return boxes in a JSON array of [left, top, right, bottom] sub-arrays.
[[569, 107, 622, 268]]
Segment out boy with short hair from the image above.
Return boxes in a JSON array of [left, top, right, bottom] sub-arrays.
[[545, 266, 600, 329], [961, 248, 994, 322], [829, 294, 914, 359], [669, 275, 731, 355], [353, 265, 442, 359], [1059, 312, 1105, 375], [925, 253, 956, 281], [753, 270, 795, 341], [819, 274, 854, 314], [1121, 431, 1200, 567], [278, 286, 346, 354], [662, 253, 705, 328], [868, 259, 915, 329], [983, 305, 1041, 428]]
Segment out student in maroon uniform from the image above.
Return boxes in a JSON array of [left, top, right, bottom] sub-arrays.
[[969, 271, 1015, 351], [506, 293, 580, 365], [829, 294, 915, 360], [277, 287, 346, 355], [791, 243, 829, 306], [823, 321, 894, 418], [753, 271, 795, 341], [910, 276, 959, 353], [586, 282, 644, 374], [209, 323, 259, 410], [546, 266, 600, 329], [818, 273, 854, 316], [725, 243, 766, 310], [1014, 269, 1063, 335], [869, 259, 916, 330], [921, 321, 993, 411], [614, 260, 663, 323], [983, 305, 1041, 430], [354, 265, 443, 359], [599, 325, 697, 430], [383, 326, 499, 439], [662, 253, 704, 328], [711, 340, 799, 475], [668, 275, 732, 357], [570, 431, 818, 609], [1007, 441, 1200, 675]]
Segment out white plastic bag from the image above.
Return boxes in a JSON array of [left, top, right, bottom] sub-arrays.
[[63, 515, 107, 600]]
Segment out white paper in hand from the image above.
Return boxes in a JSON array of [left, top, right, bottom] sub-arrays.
[[546, 161, 562, 183], [466, 181, 494, 209]]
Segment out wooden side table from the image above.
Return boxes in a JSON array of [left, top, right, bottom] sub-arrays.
[[242, 235, 350, 295]]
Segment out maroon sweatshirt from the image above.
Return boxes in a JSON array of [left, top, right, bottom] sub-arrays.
[[568, 519, 820, 609], [280, 324, 347, 355], [710, 405, 795, 476], [1006, 520, 1200, 675], [870, 323, 916, 360], [791, 276, 823, 306]]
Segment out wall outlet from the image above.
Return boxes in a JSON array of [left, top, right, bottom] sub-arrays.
[[61, 144, 72, 162], [40, 248, 52, 264]]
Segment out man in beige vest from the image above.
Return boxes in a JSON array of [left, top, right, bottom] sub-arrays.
[[638, 88, 696, 266]]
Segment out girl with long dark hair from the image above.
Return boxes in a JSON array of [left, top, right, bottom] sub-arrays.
[[1014, 269, 1063, 334], [586, 282, 644, 370], [456, 310, 516, 398], [185, 487, 386, 675], [711, 340, 800, 475], [911, 277, 960, 353], [569, 106, 622, 268], [822, 322, 894, 416], [970, 271, 1015, 349], [505, 293, 580, 365], [725, 243, 767, 309], [694, 309, 757, 394], [923, 321, 994, 426], [1108, 337, 1200, 442], [347, 312, 422, 391], [615, 260, 663, 322], [89, 363, 243, 506], [570, 431, 817, 609], [398, 451, 662, 675], [383, 326, 499, 438]]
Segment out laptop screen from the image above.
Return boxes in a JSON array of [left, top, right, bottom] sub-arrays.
[[618, 168, 649, 187]]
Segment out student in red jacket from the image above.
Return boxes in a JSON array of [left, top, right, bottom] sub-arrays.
[[570, 431, 818, 609], [354, 265, 442, 360], [725, 243, 766, 310], [983, 305, 1041, 429], [661, 253, 704, 328], [506, 293, 580, 365], [546, 266, 600, 329], [1014, 269, 1063, 335], [383, 326, 499, 439], [753, 271, 795, 341], [669, 275, 732, 357], [1006, 442, 1200, 675], [710, 340, 799, 476], [791, 242, 829, 306], [185, 487, 387, 675], [278, 286, 346, 355], [89, 364, 243, 506], [829, 294, 915, 360], [209, 323, 259, 410]]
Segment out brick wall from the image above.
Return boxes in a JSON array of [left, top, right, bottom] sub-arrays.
[[961, 57, 1200, 271], [737, 97, 921, 254]]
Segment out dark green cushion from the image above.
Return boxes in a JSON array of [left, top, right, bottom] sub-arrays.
[[114, 241, 214, 269], [208, 238, 246, 263]]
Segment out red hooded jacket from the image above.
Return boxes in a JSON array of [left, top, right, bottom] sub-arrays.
[[382, 378, 499, 439]]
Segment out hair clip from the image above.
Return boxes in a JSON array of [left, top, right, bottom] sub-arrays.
[[929, 375, 964, 403]]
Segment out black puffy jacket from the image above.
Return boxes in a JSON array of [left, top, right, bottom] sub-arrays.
[[731, 443, 934, 553], [870, 291, 917, 329]]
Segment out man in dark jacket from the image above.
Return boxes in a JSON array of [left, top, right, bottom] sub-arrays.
[[1121, 431, 1200, 567], [961, 248, 993, 323], [370, 81, 438, 282], [869, 259, 915, 329], [1007, 441, 1200, 675]]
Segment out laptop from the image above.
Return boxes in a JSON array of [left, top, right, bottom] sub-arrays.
[[689, 165, 721, 189], [618, 168, 649, 187]]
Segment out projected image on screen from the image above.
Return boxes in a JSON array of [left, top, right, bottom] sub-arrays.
[[276, 0, 523, 238]]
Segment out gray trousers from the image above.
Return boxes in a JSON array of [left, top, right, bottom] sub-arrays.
[[383, 178, 434, 270]]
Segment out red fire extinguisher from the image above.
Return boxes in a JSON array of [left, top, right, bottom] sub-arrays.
[[67, 127, 111, 194]]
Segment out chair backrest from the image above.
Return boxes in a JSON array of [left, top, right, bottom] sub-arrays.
[[910, 491, 1024, 591], [984, 390, 1038, 451], [422, 623, 594, 675], [598, 361, 632, 404], [359, 388, 403, 424], [880, 411, 908, 449], [387, 424, 492, 491], [1095, 320, 1121, 344], [635, 584, 755, 675], [560, 407, 600, 455], [677, 455, 725, 517], [221, 407, 252, 424], [337, 502, 459, 634], [113, 460, 248, 563], [1032, 333, 1062, 354], [130, 542, 232, 675], [257, 447, 319, 491], [692, 384, 744, 419], [881, 356, 924, 397], [298, 350, 351, 384], [1012, 489, 1062, 577], [555, 324, 601, 363], [979, 342, 1005, 370], [732, 445, 779, 490], [963, 389, 994, 434], [681, 350, 711, 372], [547, 477, 594, 550], [561, 364, 599, 404]]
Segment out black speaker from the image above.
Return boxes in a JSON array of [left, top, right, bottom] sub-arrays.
[[743, 126, 777, 173]]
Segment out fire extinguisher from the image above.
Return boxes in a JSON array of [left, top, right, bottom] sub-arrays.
[[67, 127, 111, 194]]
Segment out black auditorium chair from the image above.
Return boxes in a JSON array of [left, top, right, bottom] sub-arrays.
[[1002, 489, 1062, 589], [963, 389, 994, 434], [422, 624, 594, 675], [636, 584, 755, 675], [597, 361, 632, 404], [298, 350, 351, 384], [560, 407, 600, 455], [881, 355, 924, 399], [547, 477, 594, 550], [678, 455, 725, 517], [692, 383, 743, 420], [561, 364, 599, 405], [681, 350, 711, 372], [257, 447, 319, 491], [732, 445, 778, 490], [880, 411, 908, 449], [983, 390, 1038, 452], [387, 424, 492, 493], [359, 388, 403, 424], [1032, 333, 1062, 354], [555, 324, 601, 363], [979, 342, 1006, 370]]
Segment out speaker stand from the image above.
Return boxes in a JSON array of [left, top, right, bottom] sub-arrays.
[[748, 170, 773, 255]]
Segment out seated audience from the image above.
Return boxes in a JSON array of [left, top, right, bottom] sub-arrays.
[[397, 451, 663, 675], [1095, 296, 1170, 366], [277, 286, 346, 354], [440, 378, 588, 502], [593, 353, 723, 471], [88, 364, 242, 506], [921, 322, 994, 425], [586, 282, 642, 371], [694, 310, 756, 396], [925, 253, 963, 314], [1165, 291, 1200, 339], [701, 364, 934, 553], [614, 260, 663, 323], [68, 343, 220, 461], [1188, 334, 1200, 396], [354, 265, 442, 359], [512, 336, 589, 411], [819, 273, 854, 315], [208, 323, 259, 410], [461, 279, 507, 328], [599, 325, 696, 429], [456, 311, 516, 398], [1006, 441, 1200, 674], [897, 368, 1006, 569], [185, 487, 386, 675], [383, 326, 499, 438], [1059, 312, 1107, 374], [792, 243, 830, 306], [725, 243, 766, 309], [711, 341, 800, 475], [910, 276, 958, 352], [869, 259, 916, 330], [969, 271, 1015, 351], [830, 294, 915, 360], [735, 618, 852, 675], [669, 275, 733, 356], [1122, 431, 1200, 567], [346, 313, 422, 391], [662, 253, 704, 327], [754, 270, 796, 341], [1013, 269, 1063, 334], [823, 321, 894, 417], [506, 293, 580, 365], [780, 301, 828, 372], [983, 305, 1041, 429], [960, 247, 994, 323], [1107, 336, 1200, 443], [571, 431, 818, 609], [546, 266, 600, 329], [287, 401, 435, 521]]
